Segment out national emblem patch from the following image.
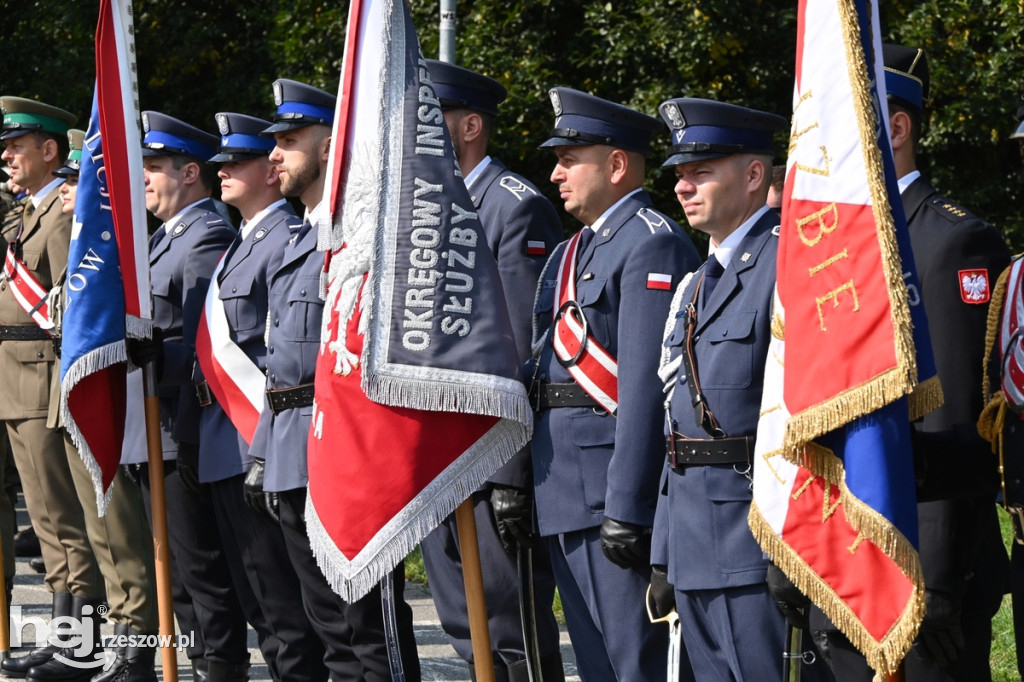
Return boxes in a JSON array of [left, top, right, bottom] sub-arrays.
[[959, 268, 990, 304]]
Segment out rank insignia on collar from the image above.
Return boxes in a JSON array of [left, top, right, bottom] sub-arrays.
[[959, 269, 990, 304], [582, 272, 594, 280], [254, 228, 267, 241], [602, 229, 610, 237], [740, 252, 751, 262], [173, 223, 185, 235]]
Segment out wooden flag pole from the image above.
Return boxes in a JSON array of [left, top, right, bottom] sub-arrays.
[[455, 498, 494, 682], [142, 363, 177, 682], [886, 663, 905, 682], [0, 534, 9, 658]]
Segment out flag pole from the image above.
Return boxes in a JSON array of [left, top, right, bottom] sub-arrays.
[[0, 541, 9, 658], [455, 499, 494, 682], [142, 364, 178, 682]]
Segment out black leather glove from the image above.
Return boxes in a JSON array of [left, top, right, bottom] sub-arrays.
[[490, 484, 534, 553], [243, 459, 280, 522], [127, 328, 164, 378], [647, 564, 676, 621], [599, 517, 652, 569], [120, 463, 144, 487], [766, 562, 810, 629], [913, 590, 964, 668], [175, 442, 201, 493]]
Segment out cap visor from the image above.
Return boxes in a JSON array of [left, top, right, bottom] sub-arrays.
[[260, 121, 314, 135], [209, 151, 267, 163], [538, 136, 592, 149], [661, 151, 730, 167], [0, 129, 32, 141]]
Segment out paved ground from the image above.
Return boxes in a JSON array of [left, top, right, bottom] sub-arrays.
[[4, 503, 580, 681]]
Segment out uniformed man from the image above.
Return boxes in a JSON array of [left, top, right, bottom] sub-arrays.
[[0, 97, 105, 682], [809, 44, 1011, 682], [416, 60, 564, 682], [528, 88, 700, 681], [251, 78, 421, 680], [127, 111, 248, 681], [193, 109, 329, 682], [651, 96, 790, 681], [47, 128, 160, 682]]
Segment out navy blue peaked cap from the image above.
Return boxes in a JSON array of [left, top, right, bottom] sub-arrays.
[[424, 60, 507, 117], [539, 87, 661, 154], [210, 113, 276, 163], [142, 111, 218, 161], [883, 44, 929, 112], [658, 97, 786, 166], [262, 79, 335, 134]]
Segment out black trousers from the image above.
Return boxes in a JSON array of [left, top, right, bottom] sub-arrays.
[[142, 462, 250, 665], [209, 475, 328, 682], [278, 488, 421, 682]]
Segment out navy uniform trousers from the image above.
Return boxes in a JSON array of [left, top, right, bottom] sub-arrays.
[[531, 190, 701, 681], [419, 158, 563, 677], [248, 220, 421, 681]]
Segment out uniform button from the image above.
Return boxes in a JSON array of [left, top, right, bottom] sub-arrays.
[[274, 320, 279, 327], [270, 374, 276, 383], [300, 289, 307, 296], [36, 351, 44, 359], [232, 286, 237, 293], [1, 283, 5, 290], [269, 346, 275, 354]]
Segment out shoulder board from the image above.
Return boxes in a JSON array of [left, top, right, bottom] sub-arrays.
[[636, 207, 671, 234], [498, 175, 537, 201], [924, 196, 974, 224]]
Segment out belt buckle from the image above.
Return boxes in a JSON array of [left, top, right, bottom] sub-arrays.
[[1008, 505, 1024, 546], [195, 381, 213, 407]]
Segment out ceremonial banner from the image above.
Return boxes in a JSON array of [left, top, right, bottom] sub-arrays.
[[60, 0, 150, 511], [306, 0, 532, 601], [748, 0, 936, 677]]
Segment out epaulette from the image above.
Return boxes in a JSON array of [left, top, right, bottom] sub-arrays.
[[498, 175, 536, 202], [925, 195, 974, 224], [636, 207, 671, 234], [168, 206, 228, 239]]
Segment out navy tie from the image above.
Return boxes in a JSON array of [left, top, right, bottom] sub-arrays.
[[577, 228, 594, 260], [701, 255, 724, 306]]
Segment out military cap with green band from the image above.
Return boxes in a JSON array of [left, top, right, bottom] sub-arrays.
[[0, 96, 77, 140], [54, 129, 86, 178]]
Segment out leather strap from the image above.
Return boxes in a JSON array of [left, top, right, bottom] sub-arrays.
[[679, 270, 726, 438], [266, 383, 315, 414], [0, 325, 55, 341], [666, 433, 752, 468], [529, 381, 600, 410]]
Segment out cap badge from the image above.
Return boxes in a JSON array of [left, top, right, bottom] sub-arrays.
[[216, 114, 230, 135], [273, 81, 284, 107], [673, 129, 686, 144], [141, 112, 150, 133], [663, 102, 685, 129], [549, 90, 562, 116]]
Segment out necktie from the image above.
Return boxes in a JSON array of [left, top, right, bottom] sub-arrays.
[[149, 227, 167, 251], [577, 228, 594, 260], [701, 255, 724, 307]]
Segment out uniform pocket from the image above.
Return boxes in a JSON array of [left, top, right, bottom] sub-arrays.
[[702, 310, 756, 389], [220, 277, 258, 331]]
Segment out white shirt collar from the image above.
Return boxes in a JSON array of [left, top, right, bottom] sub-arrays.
[[163, 198, 210, 234], [897, 170, 921, 195], [239, 198, 288, 241], [305, 200, 330, 232], [463, 155, 492, 190], [709, 204, 772, 269], [31, 178, 64, 207], [589, 188, 643, 233]]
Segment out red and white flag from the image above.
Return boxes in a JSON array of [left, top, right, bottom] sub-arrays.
[[306, 0, 532, 602], [747, 0, 936, 677]]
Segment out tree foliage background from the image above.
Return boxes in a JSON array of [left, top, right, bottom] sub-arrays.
[[3, 0, 1024, 247]]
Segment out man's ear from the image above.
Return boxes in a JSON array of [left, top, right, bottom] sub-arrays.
[[889, 110, 912, 153], [320, 135, 332, 164], [608, 148, 630, 185], [40, 137, 59, 164], [463, 113, 484, 144], [181, 161, 200, 186]]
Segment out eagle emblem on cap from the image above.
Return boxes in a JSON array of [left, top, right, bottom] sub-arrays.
[[663, 102, 685, 129], [216, 114, 230, 135], [141, 112, 150, 132], [549, 90, 562, 116], [273, 81, 284, 106]]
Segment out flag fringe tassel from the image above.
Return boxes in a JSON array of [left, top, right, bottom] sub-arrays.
[[305, 418, 527, 603], [59, 340, 124, 516]]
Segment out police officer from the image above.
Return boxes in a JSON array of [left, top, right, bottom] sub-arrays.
[[810, 44, 1011, 682], [529, 88, 700, 681], [651, 96, 789, 681], [128, 112, 249, 681], [48, 128, 160, 682], [251, 78, 421, 680], [193, 108, 329, 682], [417, 60, 564, 682], [0, 97, 105, 681]]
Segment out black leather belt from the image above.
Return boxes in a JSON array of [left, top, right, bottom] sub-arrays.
[[666, 433, 752, 468], [267, 383, 315, 414], [529, 381, 599, 410], [0, 324, 53, 341], [195, 380, 214, 407]]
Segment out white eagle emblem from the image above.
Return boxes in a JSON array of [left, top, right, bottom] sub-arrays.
[[960, 270, 989, 303]]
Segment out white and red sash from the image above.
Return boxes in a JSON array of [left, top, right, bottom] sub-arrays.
[[3, 243, 55, 332], [195, 253, 265, 444], [552, 230, 619, 414], [1000, 258, 1024, 409]]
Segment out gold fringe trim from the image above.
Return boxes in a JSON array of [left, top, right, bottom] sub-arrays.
[[908, 375, 943, 422], [977, 391, 1008, 507], [982, 264, 1011, 402], [749, 442, 925, 679], [772, 311, 785, 341]]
